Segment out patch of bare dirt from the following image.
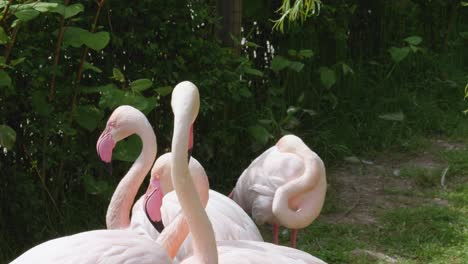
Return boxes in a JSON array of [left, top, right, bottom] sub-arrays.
[[320, 138, 462, 225]]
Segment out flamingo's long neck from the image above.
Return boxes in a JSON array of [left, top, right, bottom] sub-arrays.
[[171, 113, 217, 263], [272, 135, 326, 228], [106, 120, 157, 229]]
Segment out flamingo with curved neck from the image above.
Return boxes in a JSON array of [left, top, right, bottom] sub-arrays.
[[96, 105, 159, 230], [230, 134, 327, 248]]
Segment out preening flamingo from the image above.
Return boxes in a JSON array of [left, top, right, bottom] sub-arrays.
[[171, 81, 326, 264], [229, 134, 327, 248]]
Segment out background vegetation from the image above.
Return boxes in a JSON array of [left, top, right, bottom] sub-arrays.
[[0, 0, 467, 262]]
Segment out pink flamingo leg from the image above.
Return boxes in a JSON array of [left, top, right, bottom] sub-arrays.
[[290, 229, 297, 248], [273, 223, 279, 244], [228, 191, 234, 199]]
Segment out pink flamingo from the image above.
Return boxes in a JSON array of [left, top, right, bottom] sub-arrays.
[[11, 106, 173, 263], [96, 101, 261, 260], [229, 134, 327, 248], [169, 81, 326, 263], [136, 153, 263, 261]]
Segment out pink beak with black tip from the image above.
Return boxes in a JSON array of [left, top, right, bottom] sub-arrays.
[[96, 128, 116, 175]]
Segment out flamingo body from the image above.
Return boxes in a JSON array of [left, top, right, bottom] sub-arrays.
[[231, 135, 327, 246], [10, 230, 171, 264], [130, 154, 263, 260]]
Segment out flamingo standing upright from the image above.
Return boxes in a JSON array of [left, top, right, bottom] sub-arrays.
[[229, 134, 327, 248], [96, 91, 262, 260], [169, 81, 327, 264], [10, 106, 177, 264]]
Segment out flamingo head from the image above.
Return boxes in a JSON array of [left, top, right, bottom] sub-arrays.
[[96, 105, 147, 174], [144, 177, 164, 232]]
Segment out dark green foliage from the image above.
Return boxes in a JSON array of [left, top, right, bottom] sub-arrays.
[[0, 0, 467, 262]]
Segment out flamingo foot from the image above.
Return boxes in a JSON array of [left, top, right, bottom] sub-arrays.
[[290, 229, 297, 248], [273, 223, 279, 245]]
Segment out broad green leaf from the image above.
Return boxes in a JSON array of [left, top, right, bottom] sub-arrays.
[[388, 47, 410, 63], [319, 67, 336, 89], [288, 61, 304, 72], [8, 2, 58, 13], [378, 112, 405, 122], [341, 63, 354, 75], [403, 36, 422, 46], [112, 68, 125, 83], [270, 56, 291, 72], [130, 79, 153, 92], [461, 1, 468, 7], [120, 92, 158, 115], [63, 27, 110, 51], [82, 174, 110, 195], [155, 86, 173, 96], [113, 135, 142, 162], [62, 27, 89, 48], [247, 125, 272, 146], [64, 3, 84, 19], [75, 105, 103, 132], [299, 49, 314, 58], [0, 70, 12, 88], [83, 61, 102, 73], [31, 90, 53, 116], [30, 2, 59, 12], [0, 124, 16, 150], [244, 67, 264, 77], [84, 31, 110, 51], [0, 26, 9, 44], [99, 88, 125, 110], [14, 9, 40, 22]]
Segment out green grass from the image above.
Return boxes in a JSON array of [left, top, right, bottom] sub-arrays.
[[398, 165, 445, 188], [265, 147, 468, 264], [440, 149, 468, 178]]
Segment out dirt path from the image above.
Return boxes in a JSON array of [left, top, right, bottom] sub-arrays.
[[321, 138, 465, 225]]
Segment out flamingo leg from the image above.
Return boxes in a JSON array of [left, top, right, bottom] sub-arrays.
[[290, 229, 297, 248], [228, 191, 234, 199], [272, 223, 279, 244]]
